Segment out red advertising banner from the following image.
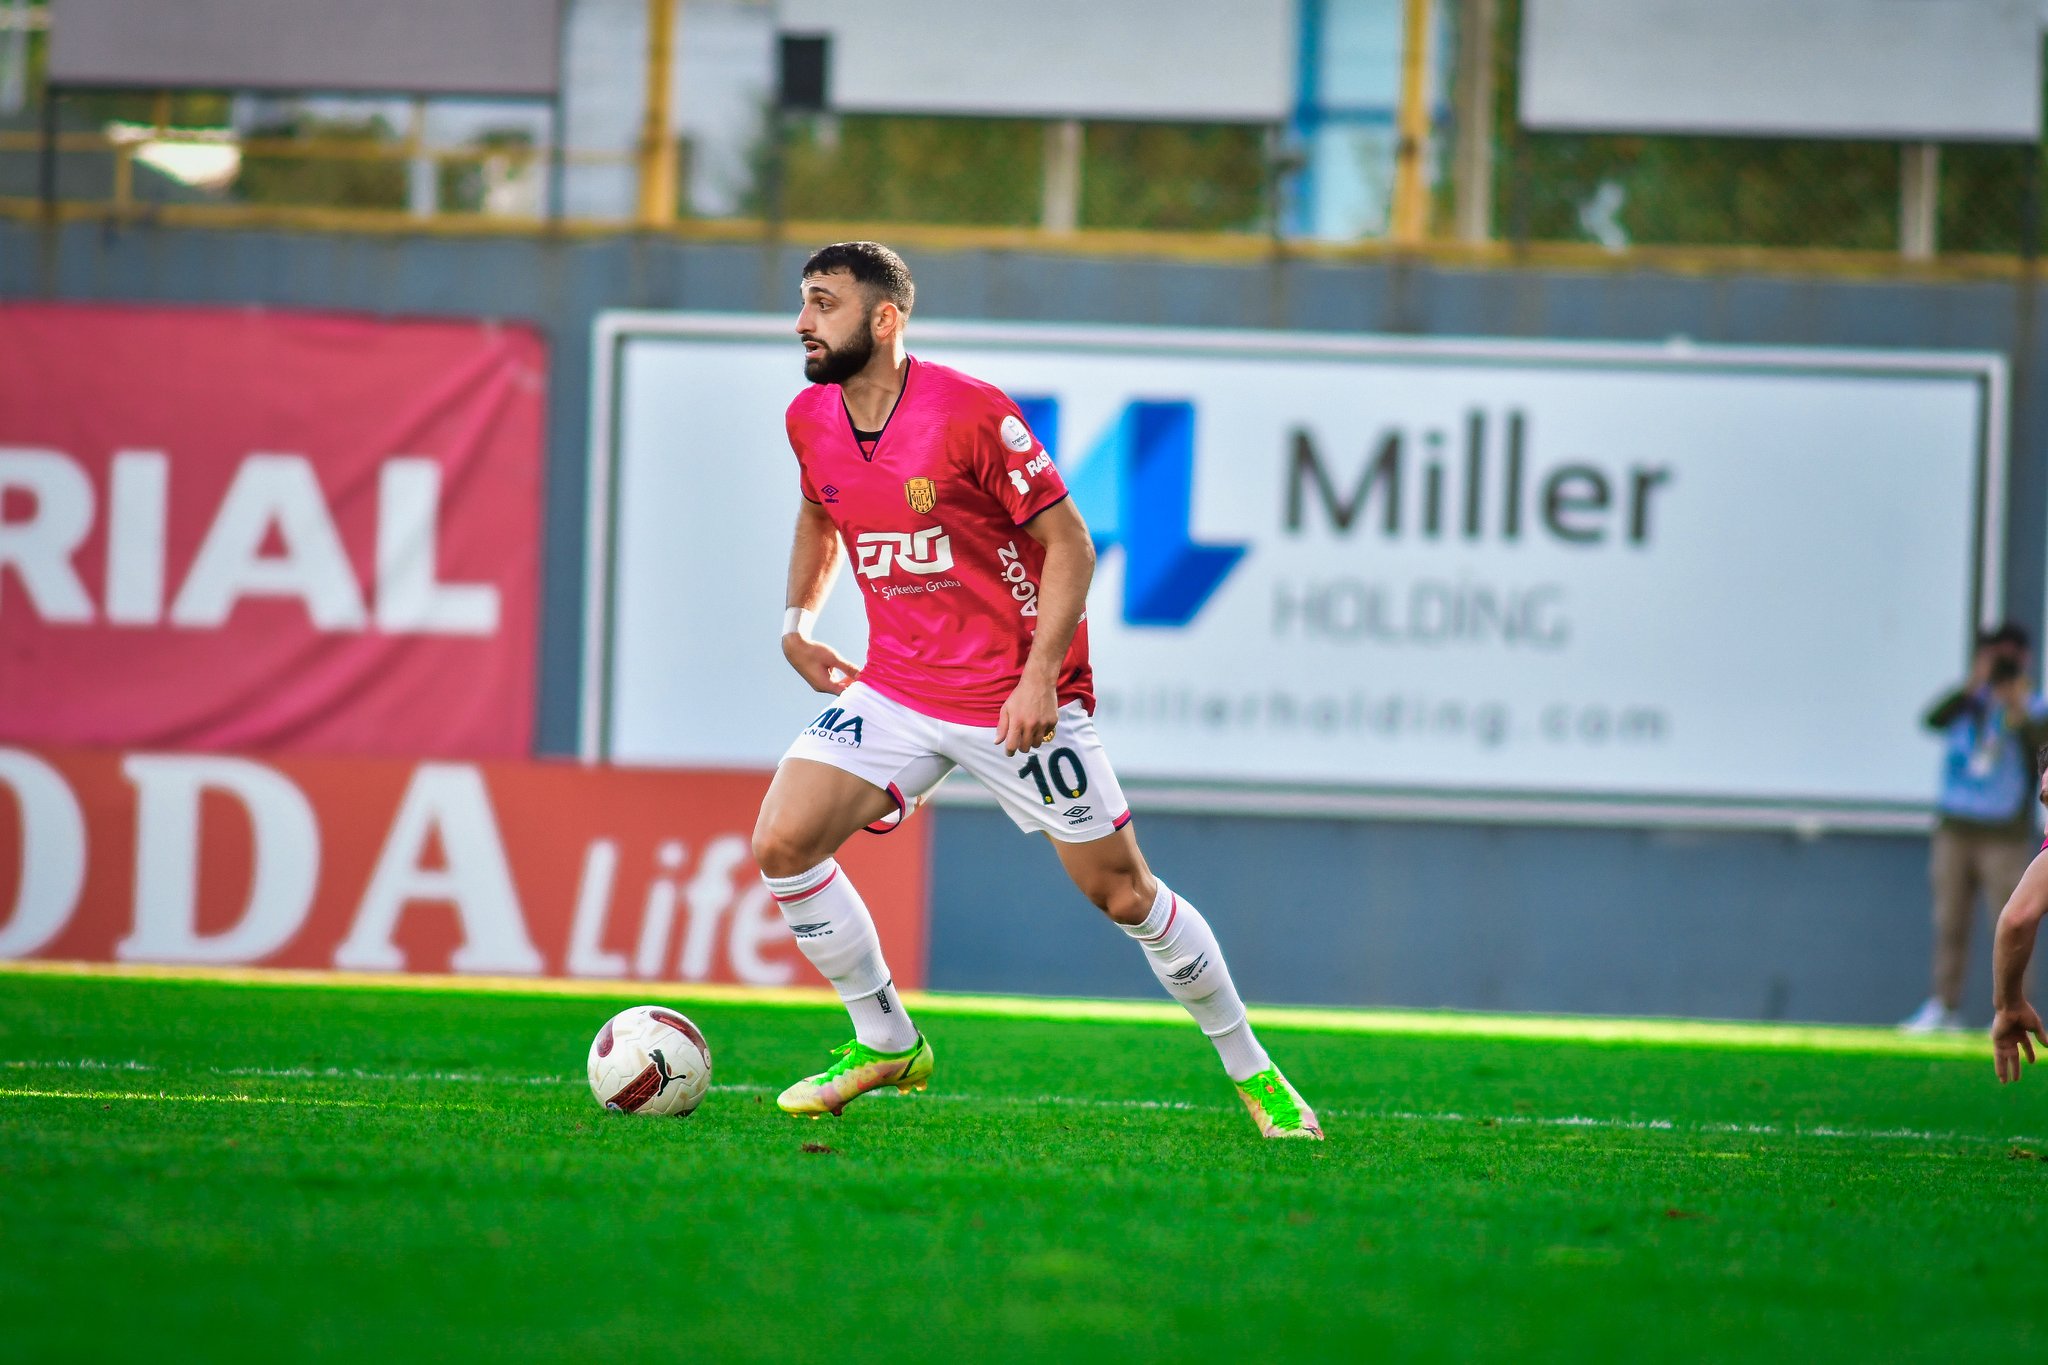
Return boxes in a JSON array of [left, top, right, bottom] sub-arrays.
[[0, 747, 928, 989], [0, 303, 544, 757]]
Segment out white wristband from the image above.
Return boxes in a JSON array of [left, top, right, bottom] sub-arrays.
[[782, 606, 817, 641]]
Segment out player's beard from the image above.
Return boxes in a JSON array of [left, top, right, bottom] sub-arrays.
[[802, 315, 877, 385]]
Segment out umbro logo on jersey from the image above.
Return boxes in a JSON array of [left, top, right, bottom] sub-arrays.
[[805, 707, 865, 746], [1063, 804, 1092, 823], [1166, 954, 1209, 985], [855, 527, 955, 579], [820, 483, 840, 503]]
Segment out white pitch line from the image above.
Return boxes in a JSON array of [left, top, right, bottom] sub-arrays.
[[1366, 1108, 2048, 1147], [3, 1058, 2040, 1147]]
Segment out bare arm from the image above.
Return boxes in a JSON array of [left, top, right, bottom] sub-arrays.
[[994, 498, 1096, 757], [1991, 853, 2048, 1083], [780, 500, 861, 695]]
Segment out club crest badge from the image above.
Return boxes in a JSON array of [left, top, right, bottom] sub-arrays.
[[904, 477, 937, 515]]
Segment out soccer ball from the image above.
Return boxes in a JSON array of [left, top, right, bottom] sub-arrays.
[[588, 1005, 712, 1116]]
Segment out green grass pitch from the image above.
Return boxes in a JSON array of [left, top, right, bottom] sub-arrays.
[[2, 967, 2042, 1363]]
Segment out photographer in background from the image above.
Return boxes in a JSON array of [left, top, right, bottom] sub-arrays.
[[1903, 623, 2048, 1033]]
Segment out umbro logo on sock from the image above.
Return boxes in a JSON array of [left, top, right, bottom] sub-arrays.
[[1167, 954, 1209, 985], [789, 922, 830, 938]]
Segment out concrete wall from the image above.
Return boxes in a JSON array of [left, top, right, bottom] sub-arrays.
[[5, 217, 2040, 1024], [926, 808, 1970, 1026]]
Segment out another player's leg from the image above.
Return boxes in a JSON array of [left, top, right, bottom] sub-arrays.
[[1052, 828, 1323, 1141], [753, 751, 933, 1115]]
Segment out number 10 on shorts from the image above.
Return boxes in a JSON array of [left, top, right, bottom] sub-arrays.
[[1019, 748, 1089, 806]]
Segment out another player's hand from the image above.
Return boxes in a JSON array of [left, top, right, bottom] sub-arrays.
[[783, 636, 860, 695], [1992, 1002, 2046, 1083], [996, 677, 1060, 756]]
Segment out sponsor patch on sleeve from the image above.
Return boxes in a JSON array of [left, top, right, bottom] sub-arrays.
[[1000, 414, 1034, 453]]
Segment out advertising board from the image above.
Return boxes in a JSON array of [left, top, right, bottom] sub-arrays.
[[0, 746, 927, 988], [586, 316, 2001, 821], [0, 304, 545, 758]]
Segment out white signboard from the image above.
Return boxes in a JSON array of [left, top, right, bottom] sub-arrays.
[[774, 0, 1294, 123], [584, 316, 2002, 822], [1521, 0, 2042, 143]]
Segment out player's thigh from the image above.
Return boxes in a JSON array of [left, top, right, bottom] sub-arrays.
[[756, 685, 947, 873], [944, 702, 1132, 840], [754, 759, 898, 871]]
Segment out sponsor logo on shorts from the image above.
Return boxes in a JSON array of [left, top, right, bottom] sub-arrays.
[[805, 706, 865, 746], [1062, 804, 1092, 824]]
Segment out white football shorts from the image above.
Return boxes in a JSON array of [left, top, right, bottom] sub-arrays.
[[779, 681, 1132, 843]]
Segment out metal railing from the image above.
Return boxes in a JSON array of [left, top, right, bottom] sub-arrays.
[[1, 0, 2042, 274]]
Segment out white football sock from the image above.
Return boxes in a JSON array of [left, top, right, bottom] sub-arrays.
[[1120, 881, 1272, 1082], [764, 859, 919, 1053]]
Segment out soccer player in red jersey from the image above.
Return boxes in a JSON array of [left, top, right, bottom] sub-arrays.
[[750, 241, 1320, 1138], [1992, 746, 2048, 1083]]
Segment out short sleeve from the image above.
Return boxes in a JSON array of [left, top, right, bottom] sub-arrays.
[[787, 410, 824, 504], [970, 393, 1069, 525]]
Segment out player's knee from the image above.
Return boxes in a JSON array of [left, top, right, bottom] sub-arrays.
[[1084, 873, 1155, 926], [751, 820, 820, 881]]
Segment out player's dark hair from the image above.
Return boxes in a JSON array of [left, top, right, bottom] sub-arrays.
[[802, 241, 915, 317], [2037, 741, 2048, 775]]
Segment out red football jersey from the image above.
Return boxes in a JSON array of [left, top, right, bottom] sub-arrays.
[[785, 356, 1094, 725]]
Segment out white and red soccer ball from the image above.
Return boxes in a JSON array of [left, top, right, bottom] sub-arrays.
[[588, 1005, 712, 1116]]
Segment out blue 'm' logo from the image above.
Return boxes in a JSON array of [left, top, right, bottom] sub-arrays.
[[1014, 398, 1246, 627]]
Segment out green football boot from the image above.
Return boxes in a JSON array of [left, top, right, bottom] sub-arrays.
[[776, 1034, 935, 1117], [1234, 1066, 1324, 1140]]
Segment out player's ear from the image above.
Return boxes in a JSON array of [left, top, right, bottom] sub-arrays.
[[871, 300, 902, 342]]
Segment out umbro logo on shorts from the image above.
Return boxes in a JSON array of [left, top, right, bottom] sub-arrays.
[[805, 707, 864, 746], [1063, 805, 1091, 823]]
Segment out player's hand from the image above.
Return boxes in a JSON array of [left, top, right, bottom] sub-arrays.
[[1992, 1002, 2046, 1083], [996, 678, 1060, 756], [783, 636, 860, 695]]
